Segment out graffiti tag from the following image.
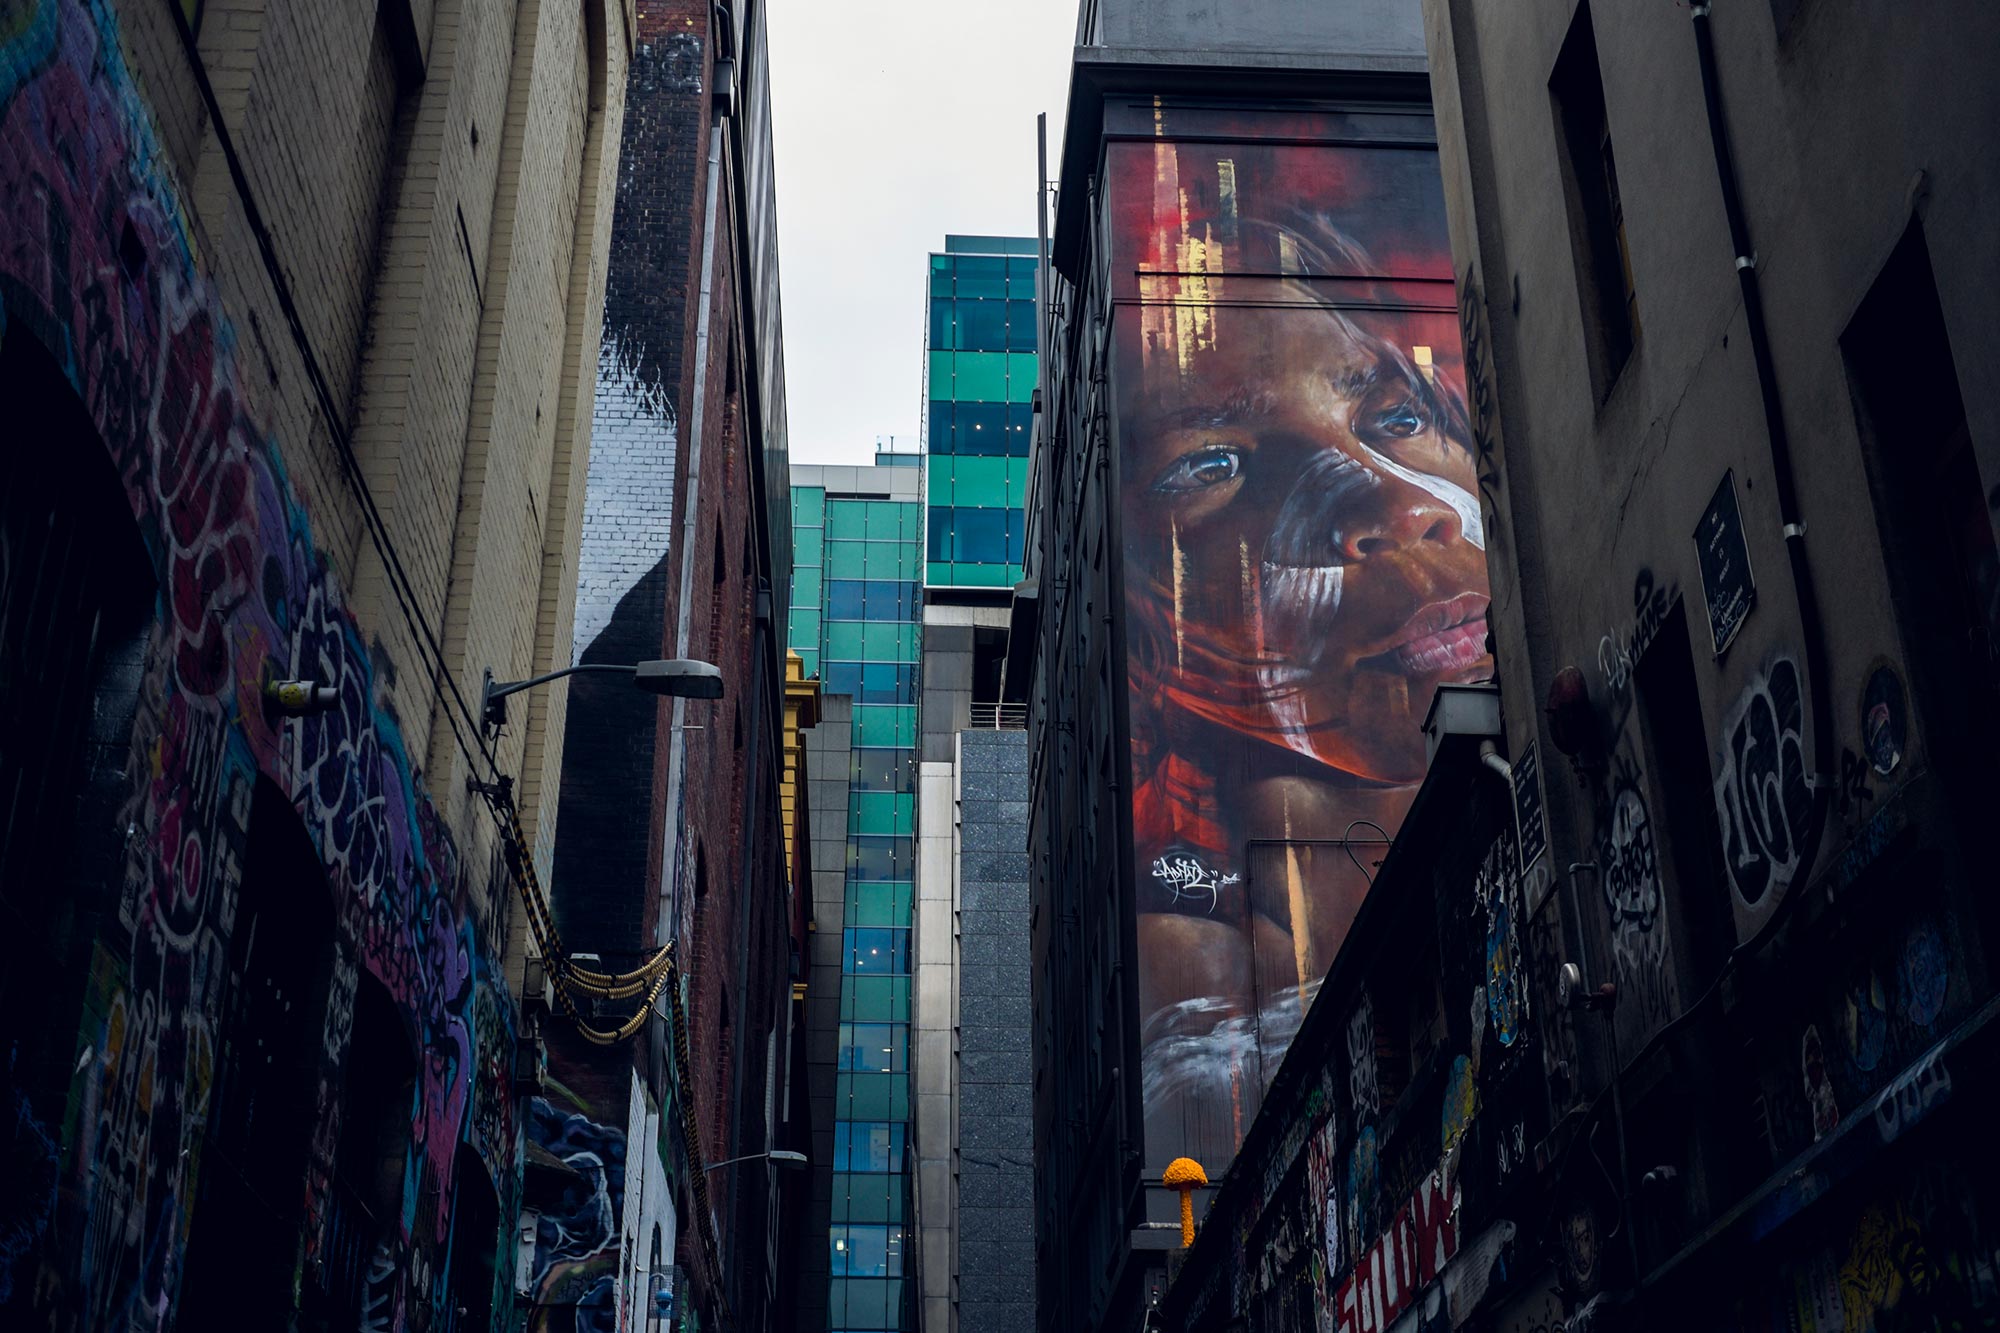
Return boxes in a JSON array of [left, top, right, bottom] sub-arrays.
[[1714, 658, 1813, 907], [1150, 851, 1240, 912], [1334, 1162, 1461, 1333]]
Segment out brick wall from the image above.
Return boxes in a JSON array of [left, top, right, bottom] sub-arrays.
[[0, 0, 632, 1327]]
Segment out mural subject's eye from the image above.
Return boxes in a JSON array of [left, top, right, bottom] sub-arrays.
[[1154, 445, 1242, 493], [1361, 399, 1428, 442]]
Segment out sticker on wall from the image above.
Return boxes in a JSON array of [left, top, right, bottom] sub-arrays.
[[1860, 662, 1907, 778], [1694, 469, 1757, 657]]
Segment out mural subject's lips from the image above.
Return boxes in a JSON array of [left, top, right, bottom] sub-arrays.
[[1366, 592, 1490, 677]]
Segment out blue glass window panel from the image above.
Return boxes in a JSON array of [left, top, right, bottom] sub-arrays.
[[951, 507, 1008, 564], [843, 928, 912, 975], [832, 1121, 906, 1173], [953, 254, 1006, 298], [929, 400, 955, 453], [929, 298, 953, 349], [826, 580, 919, 622], [839, 1023, 910, 1073], [958, 299, 1008, 352], [830, 1226, 905, 1278], [1007, 299, 1037, 351]]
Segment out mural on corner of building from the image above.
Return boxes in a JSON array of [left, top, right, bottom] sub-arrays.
[[1109, 112, 1490, 1166]]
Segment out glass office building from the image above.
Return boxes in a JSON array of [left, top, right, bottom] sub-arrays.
[[924, 236, 1039, 588], [790, 458, 924, 1333]]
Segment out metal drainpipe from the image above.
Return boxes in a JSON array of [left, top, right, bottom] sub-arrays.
[[661, 124, 727, 954], [1688, 3, 1836, 878]]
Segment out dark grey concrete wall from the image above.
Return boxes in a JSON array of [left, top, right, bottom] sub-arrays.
[[1083, 0, 1425, 62], [955, 729, 1034, 1333], [921, 624, 976, 765]]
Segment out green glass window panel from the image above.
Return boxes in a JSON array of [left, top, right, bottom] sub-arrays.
[[939, 454, 1008, 498], [841, 975, 911, 1022], [844, 881, 912, 928], [796, 648, 820, 678], [1006, 353, 1038, 402], [931, 254, 952, 274], [1007, 455, 1031, 506], [828, 540, 868, 579], [788, 609, 821, 651], [794, 487, 825, 527], [792, 566, 823, 613], [850, 791, 914, 834], [865, 502, 902, 541], [829, 1278, 905, 1328], [833, 1172, 906, 1224], [837, 1072, 911, 1122], [927, 349, 953, 399], [855, 705, 915, 749], [951, 352, 1010, 402], [826, 620, 867, 661], [830, 501, 873, 541]]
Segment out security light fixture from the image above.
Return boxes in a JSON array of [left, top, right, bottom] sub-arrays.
[[481, 658, 724, 733], [703, 1149, 808, 1173]]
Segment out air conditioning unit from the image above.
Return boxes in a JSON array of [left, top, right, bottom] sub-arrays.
[[712, 57, 737, 118], [515, 1029, 548, 1095], [521, 954, 550, 1016]]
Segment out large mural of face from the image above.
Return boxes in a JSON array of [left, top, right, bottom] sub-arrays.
[[1110, 122, 1489, 1167]]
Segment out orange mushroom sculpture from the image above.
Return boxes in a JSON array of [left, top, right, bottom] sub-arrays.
[[1163, 1156, 1208, 1249]]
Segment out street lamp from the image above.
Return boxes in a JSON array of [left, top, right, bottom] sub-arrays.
[[702, 1149, 807, 1173], [480, 658, 724, 733]]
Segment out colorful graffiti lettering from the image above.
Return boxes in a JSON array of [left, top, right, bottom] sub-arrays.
[[1333, 1161, 1461, 1333]]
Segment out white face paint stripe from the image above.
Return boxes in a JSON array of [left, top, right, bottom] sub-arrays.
[[1355, 440, 1486, 551]]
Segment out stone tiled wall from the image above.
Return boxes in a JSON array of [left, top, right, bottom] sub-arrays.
[[953, 729, 1035, 1333]]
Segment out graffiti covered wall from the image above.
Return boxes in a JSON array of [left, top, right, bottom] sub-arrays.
[[1107, 105, 1489, 1170], [0, 1, 521, 1326]]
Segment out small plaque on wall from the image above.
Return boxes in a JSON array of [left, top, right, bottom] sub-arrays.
[[1513, 741, 1548, 907], [1695, 470, 1756, 657]]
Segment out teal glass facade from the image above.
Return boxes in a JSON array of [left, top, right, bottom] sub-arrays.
[[790, 474, 923, 1332], [924, 235, 1039, 588]]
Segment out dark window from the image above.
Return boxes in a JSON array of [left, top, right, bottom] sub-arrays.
[[824, 662, 917, 704], [1844, 220, 1999, 861], [445, 1145, 500, 1333], [0, 324, 155, 1180], [179, 784, 339, 1328], [929, 298, 954, 350], [848, 835, 914, 882], [929, 400, 955, 453], [829, 580, 918, 621], [1636, 602, 1733, 986], [843, 929, 912, 975], [851, 749, 916, 794], [1551, 1, 1637, 398], [957, 401, 1009, 455]]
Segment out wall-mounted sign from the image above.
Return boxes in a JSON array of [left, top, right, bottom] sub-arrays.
[[1695, 469, 1756, 657], [1513, 739, 1548, 883]]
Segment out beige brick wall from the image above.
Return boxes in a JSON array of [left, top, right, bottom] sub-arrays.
[[108, 0, 632, 954]]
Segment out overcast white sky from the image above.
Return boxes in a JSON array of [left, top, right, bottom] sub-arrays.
[[767, 0, 1079, 466]]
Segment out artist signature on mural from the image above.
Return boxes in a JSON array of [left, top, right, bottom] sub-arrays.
[[1151, 851, 1241, 912]]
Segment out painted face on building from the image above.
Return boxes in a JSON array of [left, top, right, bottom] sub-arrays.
[[1121, 299, 1490, 784]]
